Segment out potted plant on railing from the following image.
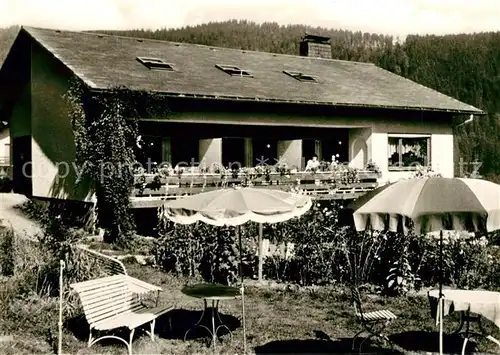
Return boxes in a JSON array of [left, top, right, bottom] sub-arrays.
[[263, 166, 272, 182], [231, 167, 240, 179], [365, 160, 382, 177], [239, 167, 255, 186], [346, 166, 359, 183], [133, 166, 147, 196], [174, 165, 184, 177], [150, 174, 163, 191], [158, 165, 173, 177], [253, 165, 272, 184], [254, 165, 264, 178], [334, 164, 358, 184], [275, 162, 290, 177], [319, 160, 330, 172], [275, 163, 291, 185]]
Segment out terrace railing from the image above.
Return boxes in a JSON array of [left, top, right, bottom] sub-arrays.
[[131, 166, 381, 201]]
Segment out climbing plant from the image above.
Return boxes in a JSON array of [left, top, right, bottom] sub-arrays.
[[64, 78, 171, 246]]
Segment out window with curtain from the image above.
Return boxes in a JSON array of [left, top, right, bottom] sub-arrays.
[[388, 136, 430, 170]]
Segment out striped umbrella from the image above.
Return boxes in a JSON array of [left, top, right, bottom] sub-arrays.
[[161, 187, 313, 353], [348, 177, 500, 354], [351, 177, 500, 234], [163, 187, 312, 226]]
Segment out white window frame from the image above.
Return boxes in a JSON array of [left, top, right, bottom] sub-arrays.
[[387, 134, 431, 171]]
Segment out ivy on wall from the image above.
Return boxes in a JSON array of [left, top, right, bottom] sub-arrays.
[[64, 77, 171, 245]]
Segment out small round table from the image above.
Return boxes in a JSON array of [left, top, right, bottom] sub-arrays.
[[182, 283, 240, 349]]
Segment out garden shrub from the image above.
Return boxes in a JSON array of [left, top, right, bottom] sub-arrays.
[[0, 210, 101, 338], [0, 177, 12, 192], [15, 198, 49, 222], [264, 201, 388, 287], [153, 199, 500, 292], [0, 225, 14, 276], [154, 210, 258, 285], [416, 231, 492, 289]]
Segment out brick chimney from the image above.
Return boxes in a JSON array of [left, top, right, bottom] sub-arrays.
[[299, 34, 332, 59]]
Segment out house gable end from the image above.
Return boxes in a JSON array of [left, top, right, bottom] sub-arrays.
[[0, 29, 32, 120]]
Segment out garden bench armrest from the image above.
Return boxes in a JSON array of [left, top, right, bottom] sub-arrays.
[[127, 275, 163, 295]]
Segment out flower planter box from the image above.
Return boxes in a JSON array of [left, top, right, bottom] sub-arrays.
[[132, 168, 381, 201], [134, 175, 145, 184], [358, 170, 380, 181], [159, 177, 179, 185]]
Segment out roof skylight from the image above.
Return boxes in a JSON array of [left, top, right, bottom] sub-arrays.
[[216, 64, 253, 77], [283, 70, 318, 83], [137, 57, 175, 71]]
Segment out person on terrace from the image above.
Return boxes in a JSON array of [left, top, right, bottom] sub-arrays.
[[331, 154, 339, 169], [305, 154, 320, 171]]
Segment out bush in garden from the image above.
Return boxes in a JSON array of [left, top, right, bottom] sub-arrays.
[[0, 211, 100, 339], [0, 177, 12, 192], [0, 224, 14, 276], [383, 232, 423, 295], [265, 201, 388, 287], [154, 209, 258, 285], [416, 231, 492, 289], [153, 200, 500, 292], [380, 230, 499, 294], [265, 201, 347, 285]]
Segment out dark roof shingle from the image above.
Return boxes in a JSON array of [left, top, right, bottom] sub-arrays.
[[22, 26, 482, 114]]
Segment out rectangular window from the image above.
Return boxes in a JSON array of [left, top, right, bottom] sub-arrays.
[[137, 57, 175, 71], [388, 135, 431, 170], [283, 70, 317, 83], [215, 64, 253, 77]]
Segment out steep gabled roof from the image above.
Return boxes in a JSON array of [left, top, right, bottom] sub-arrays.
[[14, 26, 485, 114], [0, 27, 18, 65]]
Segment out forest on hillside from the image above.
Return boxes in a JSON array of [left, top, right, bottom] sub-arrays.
[[1, 21, 499, 181]]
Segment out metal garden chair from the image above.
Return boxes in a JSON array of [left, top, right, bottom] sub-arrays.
[[350, 283, 397, 353]]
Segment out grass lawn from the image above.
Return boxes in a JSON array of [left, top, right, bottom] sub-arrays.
[[2, 261, 500, 354]]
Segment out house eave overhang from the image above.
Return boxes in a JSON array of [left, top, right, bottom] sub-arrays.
[[87, 88, 485, 115]]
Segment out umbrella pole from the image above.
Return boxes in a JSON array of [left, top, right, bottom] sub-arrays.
[[258, 223, 263, 282], [237, 226, 247, 354], [439, 229, 444, 355]]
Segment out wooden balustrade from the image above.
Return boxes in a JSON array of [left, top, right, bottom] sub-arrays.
[[130, 170, 380, 207]]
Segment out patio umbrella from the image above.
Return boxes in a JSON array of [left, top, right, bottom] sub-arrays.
[[347, 177, 500, 355], [161, 187, 313, 353]]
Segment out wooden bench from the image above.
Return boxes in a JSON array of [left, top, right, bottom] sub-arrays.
[[71, 247, 174, 354]]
